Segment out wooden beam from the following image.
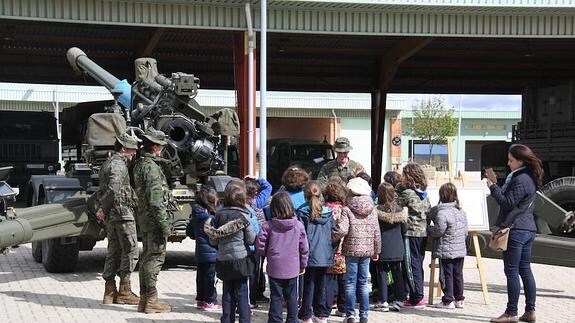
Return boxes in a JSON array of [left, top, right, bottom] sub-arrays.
[[139, 28, 165, 57], [372, 37, 433, 189]]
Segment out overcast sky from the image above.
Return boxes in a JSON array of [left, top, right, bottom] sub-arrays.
[[390, 93, 522, 111]]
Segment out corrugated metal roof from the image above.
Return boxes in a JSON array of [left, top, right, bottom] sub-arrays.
[[2, 0, 575, 37]]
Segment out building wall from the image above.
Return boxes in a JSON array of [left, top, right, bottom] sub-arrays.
[[400, 114, 520, 172]]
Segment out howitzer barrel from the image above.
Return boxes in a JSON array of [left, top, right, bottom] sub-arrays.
[[66, 47, 132, 109], [0, 197, 91, 249]]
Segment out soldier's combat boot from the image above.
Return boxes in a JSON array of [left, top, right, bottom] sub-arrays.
[[116, 277, 140, 305], [144, 287, 172, 314], [103, 279, 117, 304], [137, 287, 147, 313]]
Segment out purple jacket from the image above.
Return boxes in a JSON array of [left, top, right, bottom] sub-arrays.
[[256, 217, 309, 279]]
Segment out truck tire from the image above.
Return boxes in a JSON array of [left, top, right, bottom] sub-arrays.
[[31, 241, 42, 263], [541, 177, 575, 213], [540, 177, 575, 236], [41, 238, 79, 273]]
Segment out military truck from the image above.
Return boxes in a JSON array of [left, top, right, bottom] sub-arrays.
[[0, 111, 60, 197], [266, 138, 334, 191], [0, 47, 239, 272]]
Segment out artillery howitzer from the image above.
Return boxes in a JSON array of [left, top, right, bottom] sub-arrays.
[[0, 48, 239, 272]]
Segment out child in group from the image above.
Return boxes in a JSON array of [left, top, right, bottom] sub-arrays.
[[396, 163, 431, 309], [372, 182, 408, 312], [333, 177, 381, 323], [245, 176, 272, 307], [256, 192, 309, 323], [281, 166, 310, 210], [427, 182, 468, 309], [189, 185, 221, 311], [204, 180, 256, 323], [383, 170, 402, 188], [323, 179, 349, 317], [297, 180, 335, 323]]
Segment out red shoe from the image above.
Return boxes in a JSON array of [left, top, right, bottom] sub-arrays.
[[201, 302, 222, 312], [402, 299, 426, 309]]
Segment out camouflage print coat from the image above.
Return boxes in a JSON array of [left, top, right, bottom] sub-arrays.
[[317, 159, 361, 188], [98, 152, 137, 222], [396, 185, 431, 237], [132, 152, 172, 236]]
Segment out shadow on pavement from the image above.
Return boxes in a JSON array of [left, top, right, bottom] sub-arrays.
[[401, 307, 492, 322], [1, 290, 135, 313], [465, 282, 565, 294]]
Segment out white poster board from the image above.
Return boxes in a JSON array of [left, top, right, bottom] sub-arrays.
[[427, 187, 489, 231]]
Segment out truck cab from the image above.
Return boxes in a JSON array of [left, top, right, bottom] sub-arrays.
[[266, 138, 334, 191]]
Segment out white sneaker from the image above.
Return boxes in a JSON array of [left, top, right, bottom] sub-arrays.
[[389, 301, 401, 311], [373, 301, 389, 312], [455, 300, 465, 309], [432, 301, 455, 309]]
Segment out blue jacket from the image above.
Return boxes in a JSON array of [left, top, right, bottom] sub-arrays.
[[264, 187, 306, 220], [490, 167, 537, 232], [245, 204, 261, 253], [254, 178, 273, 209], [190, 204, 217, 263], [297, 204, 335, 267]]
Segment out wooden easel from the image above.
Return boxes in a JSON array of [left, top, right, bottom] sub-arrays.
[[428, 231, 490, 305]]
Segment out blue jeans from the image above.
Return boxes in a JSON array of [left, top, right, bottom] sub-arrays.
[[221, 278, 251, 323], [502, 229, 536, 316], [345, 256, 370, 319], [197, 262, 217, 303], [268, 277, 299, 323], [298, 267, 329, 319]]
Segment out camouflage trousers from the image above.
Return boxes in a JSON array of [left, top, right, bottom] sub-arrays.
[[102, 220, 139, 281], [139, 230, 167, 289]]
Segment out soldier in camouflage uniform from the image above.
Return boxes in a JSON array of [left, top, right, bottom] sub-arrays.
[[132, 128, 173, 314], [97, 132, 140, 305], [317, 137, 364, 188]]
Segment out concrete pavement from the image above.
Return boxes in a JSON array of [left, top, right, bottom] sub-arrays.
[[1, 239, 574, 322]]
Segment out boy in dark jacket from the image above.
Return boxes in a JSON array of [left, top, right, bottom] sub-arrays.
[[256, 192, 309, 323], [204, 180, 256, 323]]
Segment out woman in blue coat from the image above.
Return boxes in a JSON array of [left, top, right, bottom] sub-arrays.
[[485, 144, 544, 323]]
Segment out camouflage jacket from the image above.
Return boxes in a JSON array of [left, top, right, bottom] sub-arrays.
[[396, 185, 431, 237], [98, 152, 137, 222], [317, 159, 361, 188], [132, 152, 172, 235]]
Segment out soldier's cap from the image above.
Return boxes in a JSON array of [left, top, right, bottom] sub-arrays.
[[334, 136, 352, 153], [115, 132, 139, 149], [142, 127, 168, 145]]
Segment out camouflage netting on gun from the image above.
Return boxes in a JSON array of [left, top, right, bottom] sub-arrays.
[[134, 58, 158, 82], [209, 108, 240, 136], [85, 113, 127, 147]]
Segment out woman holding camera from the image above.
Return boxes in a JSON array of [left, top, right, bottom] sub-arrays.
[[485, 144, 543, 323]]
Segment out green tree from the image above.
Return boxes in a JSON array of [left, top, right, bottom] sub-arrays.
[[411, 97, 458, 166]]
